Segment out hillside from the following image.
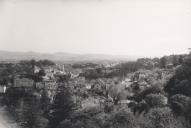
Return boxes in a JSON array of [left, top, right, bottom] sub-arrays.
[[0, 51, 138, 63]]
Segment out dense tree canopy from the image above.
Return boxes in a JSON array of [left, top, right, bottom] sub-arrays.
[[46, 83, 74, 128]]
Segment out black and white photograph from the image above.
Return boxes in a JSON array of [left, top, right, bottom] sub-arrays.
[[0, 0, 191, 128]]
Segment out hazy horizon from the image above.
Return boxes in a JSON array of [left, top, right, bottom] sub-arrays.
[[0, 0, 191, 57], [0, 49, 188, 58]]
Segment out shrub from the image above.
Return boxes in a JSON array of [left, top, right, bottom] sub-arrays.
[[169, 94, 191, 116], [105, 110, 139, 128], [145, 94, 167, 108], [145, 107, 190, 128], [135, 85, 163, 102]]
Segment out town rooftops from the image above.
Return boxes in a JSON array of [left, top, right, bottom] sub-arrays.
[[13, 77, 34, 88]]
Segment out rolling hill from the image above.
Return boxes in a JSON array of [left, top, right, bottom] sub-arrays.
[[0, 51, 138, 63]]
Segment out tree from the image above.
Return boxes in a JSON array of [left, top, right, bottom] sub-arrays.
[[116, 61, 141, 76], [46, 83, 74, 128], [106, 110, 139, 128], [165, 54, 191, 96], [145, 94, 167, 108], [172, 55, 179, 66], [57, 107, 104, 128], [38, 69, 46, 76], [178, 55, 184, 64], [169, 94, 191, 116], [159, 57, 167, 68], [135, 85, 163, 102], [36, 60, 55, 67], [145, 107, 190, 128], [107, 84, 123, 105]]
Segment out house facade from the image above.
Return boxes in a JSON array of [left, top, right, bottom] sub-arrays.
[[13, 77, 34, 88]]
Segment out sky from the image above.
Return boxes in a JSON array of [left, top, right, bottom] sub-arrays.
[[0, 0, 191, 57]]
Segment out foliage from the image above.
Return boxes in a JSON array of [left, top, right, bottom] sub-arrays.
[[134, 85, 163, 102], [159, 57, 167, 68], [145, 107, 190, 128], [165, 54, 191, 96], [57, 107, 104, 128], [35, 59, 55, 67], [80, 68, 103, 79], [169, 94, 191, 116], [145, 94, 167, 108], [115, 61, 141, 76], [46, 83, 74, 128], [107, 83, 124, 105], [2, 54, 191, 128], [105, 109, 139, 128]]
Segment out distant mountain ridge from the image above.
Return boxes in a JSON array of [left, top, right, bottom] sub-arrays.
[[0, 51, 138, 63]]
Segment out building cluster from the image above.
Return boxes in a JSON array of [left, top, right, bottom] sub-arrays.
[[0, 64, 69, 94]]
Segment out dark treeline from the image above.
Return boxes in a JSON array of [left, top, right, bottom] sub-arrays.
[[80, 54, 185, 79]]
